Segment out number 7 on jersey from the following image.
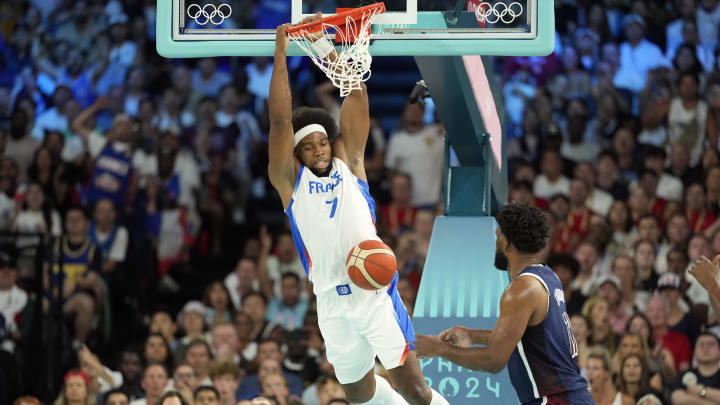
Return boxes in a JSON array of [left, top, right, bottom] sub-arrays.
[[326, 197, 338, 218]]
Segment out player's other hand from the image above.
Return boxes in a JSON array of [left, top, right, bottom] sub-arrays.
[[415, 334, 443, 359], [439, 326, 472, 348], [275, 23, 293, 53], [688, 255, 720, 291], [297, 12, 324, 42]]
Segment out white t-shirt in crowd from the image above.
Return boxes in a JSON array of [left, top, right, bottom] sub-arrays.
[[586, 188, 614, 217], [31, 107, 68, 139], [385, 124, 445, 207], [656, 173, 684, 203], [0, 286, 28, 334], [533, 174, 570, 200], [613, 39, 669, 93], [266, 255, 309, 299]]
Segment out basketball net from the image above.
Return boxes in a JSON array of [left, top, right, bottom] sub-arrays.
[[288, 5, 385, 97]]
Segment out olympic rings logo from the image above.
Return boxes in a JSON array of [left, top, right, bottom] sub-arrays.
[[474, 1, 523, 25], [187, 3, 232, 25]]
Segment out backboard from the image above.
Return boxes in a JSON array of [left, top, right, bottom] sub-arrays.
[[156, 0, 554, 57]]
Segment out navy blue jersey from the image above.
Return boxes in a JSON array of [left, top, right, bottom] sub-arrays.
[[88, 142, 133, 204], [507, 265, 593, 405]]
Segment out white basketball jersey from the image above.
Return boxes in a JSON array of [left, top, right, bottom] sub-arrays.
[[285, 158, 380, 294]]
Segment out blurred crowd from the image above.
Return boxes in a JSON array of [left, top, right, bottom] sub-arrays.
[[1, 0, 720, 404]]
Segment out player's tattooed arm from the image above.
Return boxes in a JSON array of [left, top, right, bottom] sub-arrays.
[[268, 23, 298, 209], [416, 276, 543, 373]]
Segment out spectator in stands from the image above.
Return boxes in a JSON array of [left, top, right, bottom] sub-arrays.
[[685, 183, 718, 234], [261, 271, 308, 332], [533, 149, 570, 200], [89, 198, 128, 276], [259, 373, 301, 405], [613, 332, 664, 390], [47, 207, 103, 349], [646, 296, 692, 373], [184, 339, 213, 386], [669, 72, 714, 167], [572, 242, 601, 297], [617, 354, 652, 399], [237, 347, 303, 400], [78, 344, 122, 395], [379, 173, 417, 236], [71, 97, 143, 206], [209, 361, 242, 405], [170, 363, 197, 404], [670, 332, 720, 404], [634, 239, 660, 291], [117, 350, 143, 400], [203, 281, 234, 326], [657, 214, 692, 274], [5, 107, 39, 181], [157, 391, 190, 405], [192, 59, 231, 98], [210, 322, 241, 364], [385, 102, 444, 207], [594, 274, 630, 335], [194, 386, 220, 405], [706, 165, 720, 216], [574, 163, 613, 217], [242, 292, 276, 342], [583, 295, 618, 352], [144, 333, 174, 374], [177, 301, 209, 348], [0, 251, 26, 349], [150, 311, 180, 355], [105, 390, 130, 405], [658, 273, 701, 344], [225, 258, 260, 310], [613, 15, 669, 93], [54, 370, 95, 405], [587, 347, 634, 405], [570, 314, 590, 372], [130, 363, 169, 405]]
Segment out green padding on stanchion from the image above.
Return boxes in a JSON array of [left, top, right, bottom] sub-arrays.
[[412, 216, 518, 404]]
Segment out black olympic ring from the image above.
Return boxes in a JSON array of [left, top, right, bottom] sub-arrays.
[[187, 3, 232, 25], [474, 1, 523, 25]]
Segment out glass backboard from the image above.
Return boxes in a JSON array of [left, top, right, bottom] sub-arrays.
[[156, 0, 554, 57]]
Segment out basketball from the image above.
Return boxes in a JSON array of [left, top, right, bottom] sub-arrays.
[[346, 240, 397, 290]]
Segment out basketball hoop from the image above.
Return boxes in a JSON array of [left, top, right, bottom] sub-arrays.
[[286, 3, 386, 97]]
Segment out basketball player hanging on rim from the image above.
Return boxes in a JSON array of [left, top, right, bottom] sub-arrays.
[[415, 203, 594, 405], [268, 16, 449, 405]]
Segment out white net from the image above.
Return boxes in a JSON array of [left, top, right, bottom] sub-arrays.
[[288, 7, 384, 97]]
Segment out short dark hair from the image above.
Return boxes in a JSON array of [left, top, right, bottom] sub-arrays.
[[546, 253, 580, 278], [157, 391, 190, 405], [193, 385, 220, 400], [104, 390, 129, 405], [242, 291, 268, 307], [291, 107, 338, 144], [694, 332, 720, 350], [495, 203, 549, 254], [184, 339, 213, 360], [281, 272, 300, 284]]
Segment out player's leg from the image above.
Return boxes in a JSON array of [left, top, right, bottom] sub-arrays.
[[319, 299, 408, 404], [387, 352, 449, 405], [365, 277, 449, 405]]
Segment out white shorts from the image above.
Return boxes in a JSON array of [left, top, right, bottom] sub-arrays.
[[316, 274, 415, 384]]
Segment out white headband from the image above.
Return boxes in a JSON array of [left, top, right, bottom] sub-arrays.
[[294, 124, 327, 147]]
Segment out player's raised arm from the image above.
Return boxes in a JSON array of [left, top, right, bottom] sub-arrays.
[[415, 276, 544, 373], [338, 83, 370, 182], [268, 23, 298, 210]]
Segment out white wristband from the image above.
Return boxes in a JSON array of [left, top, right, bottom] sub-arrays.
[[312, 37, 335, 59]]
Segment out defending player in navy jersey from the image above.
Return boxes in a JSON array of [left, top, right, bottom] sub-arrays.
[[415, 203, 594, 405], [268, 15, 449, 405]]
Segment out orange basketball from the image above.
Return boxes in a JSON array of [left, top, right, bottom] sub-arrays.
[[346, 240, 397, 290]]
